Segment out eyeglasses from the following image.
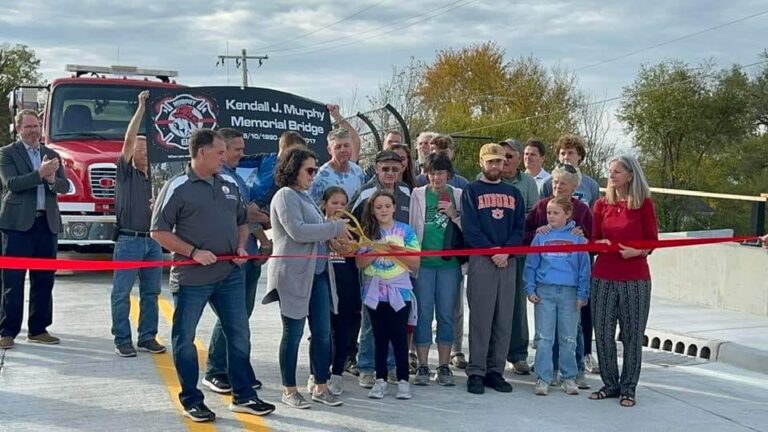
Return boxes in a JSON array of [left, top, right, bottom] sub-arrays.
[[305, 167, 318, 176], [380, 166, 401, 173], [556, 163, 578, 174]]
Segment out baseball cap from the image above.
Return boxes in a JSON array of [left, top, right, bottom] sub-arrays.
[[479, 143, 505, 162], [499, 138, 524, 154], [375, 150, 404, 164]]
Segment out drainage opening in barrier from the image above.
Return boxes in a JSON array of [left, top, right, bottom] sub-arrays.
[[700, 347, 711, 360], [663, 339, 673, 351], [651, 337, 660, 349], [675, 342, 685, 354], [687, 344, 698, 357]]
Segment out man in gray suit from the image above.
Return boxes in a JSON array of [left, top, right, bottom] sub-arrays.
[[0, 109, 69, 349]]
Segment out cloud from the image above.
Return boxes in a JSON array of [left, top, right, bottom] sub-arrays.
[[2, 0, 765, 146]]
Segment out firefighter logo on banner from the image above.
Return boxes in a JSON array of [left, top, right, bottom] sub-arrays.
[[153, 93, 218, 151]]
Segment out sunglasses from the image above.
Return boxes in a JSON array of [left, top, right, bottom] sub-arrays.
[[556, 163, 578, 174], [380, 166, 401, 173], [305, 167, 318, 176]]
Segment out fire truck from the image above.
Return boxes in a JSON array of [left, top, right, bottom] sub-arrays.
[[8, 64, 181, 252]]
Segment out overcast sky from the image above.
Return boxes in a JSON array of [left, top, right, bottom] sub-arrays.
[[2, 0, 767, 145]]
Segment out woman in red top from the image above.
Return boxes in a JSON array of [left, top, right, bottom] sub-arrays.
[[588, 155, 658, 408]]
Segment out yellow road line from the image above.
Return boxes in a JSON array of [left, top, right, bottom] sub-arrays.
[[155, 295, 271, 432], [129, 295, 216, 432]]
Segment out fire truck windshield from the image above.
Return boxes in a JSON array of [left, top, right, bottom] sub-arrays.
[[49, 84, 149, 141]]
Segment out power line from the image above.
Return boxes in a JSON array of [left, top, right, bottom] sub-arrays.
[[449, 58, 768, 136], [265, 0, 471, 55], [576, 8, 768, 71], [255, 0, 388, 51], [271, 0, 479, 58]]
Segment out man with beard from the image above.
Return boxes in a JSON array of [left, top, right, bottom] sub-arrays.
[[460, 143, 525, 395]]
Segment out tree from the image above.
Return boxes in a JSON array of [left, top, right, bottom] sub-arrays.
[[363, 57, 430, 163], [416, 42, 581, 178], [576, 94, 616, 180], [0, 44, 43, 145], [619, 59, 755, 232]]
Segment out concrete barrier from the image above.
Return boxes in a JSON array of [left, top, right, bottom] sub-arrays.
[[649, 231, 768, 317]]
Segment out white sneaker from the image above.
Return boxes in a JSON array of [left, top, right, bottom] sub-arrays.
[[306, 374, 316, 394], [396, 380, 412, 399], [368, 378, 387, 399], [576, 370, 591, 389], [328, 374, 344, 396], [534, 379, 549, 396], [585, 354, 601, 374], [562, 379, 579, 395]]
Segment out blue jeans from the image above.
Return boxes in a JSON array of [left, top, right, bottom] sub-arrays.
[[172, 267, 258, 409], [279, 272, 332, 387], [111, 235, 162, 346], [206, 261, 261, 379], [358, 306, 395, 374], [552, 319, 586, 373], [414, 265, 461, 347], [533, 284, 580, 384]]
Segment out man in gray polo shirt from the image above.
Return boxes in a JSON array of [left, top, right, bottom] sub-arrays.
[[151, 128, 275, 422], [111, 90, 165, 358]]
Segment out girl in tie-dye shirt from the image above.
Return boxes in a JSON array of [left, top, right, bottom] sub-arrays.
[[356, 191, 420, 399]]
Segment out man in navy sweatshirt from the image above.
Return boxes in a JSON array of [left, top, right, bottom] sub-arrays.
[[460, 143, 525, 395]]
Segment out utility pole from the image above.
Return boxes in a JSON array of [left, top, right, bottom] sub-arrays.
[[216, 49, 269, 89]]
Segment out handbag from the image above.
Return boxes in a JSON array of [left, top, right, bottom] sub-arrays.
[[442, 218, 468, 264]]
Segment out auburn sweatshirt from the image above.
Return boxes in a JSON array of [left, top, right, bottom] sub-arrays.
[[460, 178, 525, 249]]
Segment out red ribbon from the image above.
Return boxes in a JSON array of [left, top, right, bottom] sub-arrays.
[[0, 236, 756, 272]]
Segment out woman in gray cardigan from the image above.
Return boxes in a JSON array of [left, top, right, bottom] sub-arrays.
[[267, 148, 351, 409]]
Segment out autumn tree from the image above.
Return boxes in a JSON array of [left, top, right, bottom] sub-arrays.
[[0, 44, 43, 145], [416, 42, 580, 178]]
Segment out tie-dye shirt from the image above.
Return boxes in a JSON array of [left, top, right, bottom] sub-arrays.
[[361, 221, 420, 301]]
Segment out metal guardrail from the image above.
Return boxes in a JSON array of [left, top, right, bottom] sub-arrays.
[[600, 187, 768, 236]]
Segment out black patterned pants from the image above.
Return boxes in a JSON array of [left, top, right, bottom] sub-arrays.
[[591, 278, 652, 397]]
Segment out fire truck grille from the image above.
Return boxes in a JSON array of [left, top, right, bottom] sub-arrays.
[[89, 164, 117, 199]]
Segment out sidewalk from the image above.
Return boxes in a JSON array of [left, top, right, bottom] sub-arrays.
[[2, 271, 767, 431], [644, 297, 768, 374]]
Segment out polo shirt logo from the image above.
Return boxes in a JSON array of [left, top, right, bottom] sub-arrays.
[[222, 185, 230, 194]]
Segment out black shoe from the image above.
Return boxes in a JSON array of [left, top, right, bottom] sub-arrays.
[[184, 402, 216, 422], [467, 375, 485, 394], [137, 339, 166, 354], [115, 343, 137, 358], [484, 372, 513, 393], [254, 378, 263, 390], [230, 397, 276, 416], [202, 376, 232, 394]]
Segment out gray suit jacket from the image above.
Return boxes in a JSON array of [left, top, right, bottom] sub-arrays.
[[0, 141, 69, 233], [267, 186, 346, 320]]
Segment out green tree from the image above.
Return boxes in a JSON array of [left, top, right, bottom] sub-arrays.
[[0, 44, 43, 145], [619, 60, 756, 232]]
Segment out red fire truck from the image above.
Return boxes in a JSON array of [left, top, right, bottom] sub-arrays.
[[8, 64, 181, 252]]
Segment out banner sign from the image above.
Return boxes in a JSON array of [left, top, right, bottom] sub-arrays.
[[146, 86, 331, 163]]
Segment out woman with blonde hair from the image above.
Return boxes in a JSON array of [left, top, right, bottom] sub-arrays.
[[588, 155, 657, 408]]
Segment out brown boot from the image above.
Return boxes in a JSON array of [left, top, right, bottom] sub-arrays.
[[27, 332, 61, 345], [0, 336, 14, 349]]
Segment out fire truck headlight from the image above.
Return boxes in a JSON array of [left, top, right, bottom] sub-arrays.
[[66, 179, 77, 196]]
